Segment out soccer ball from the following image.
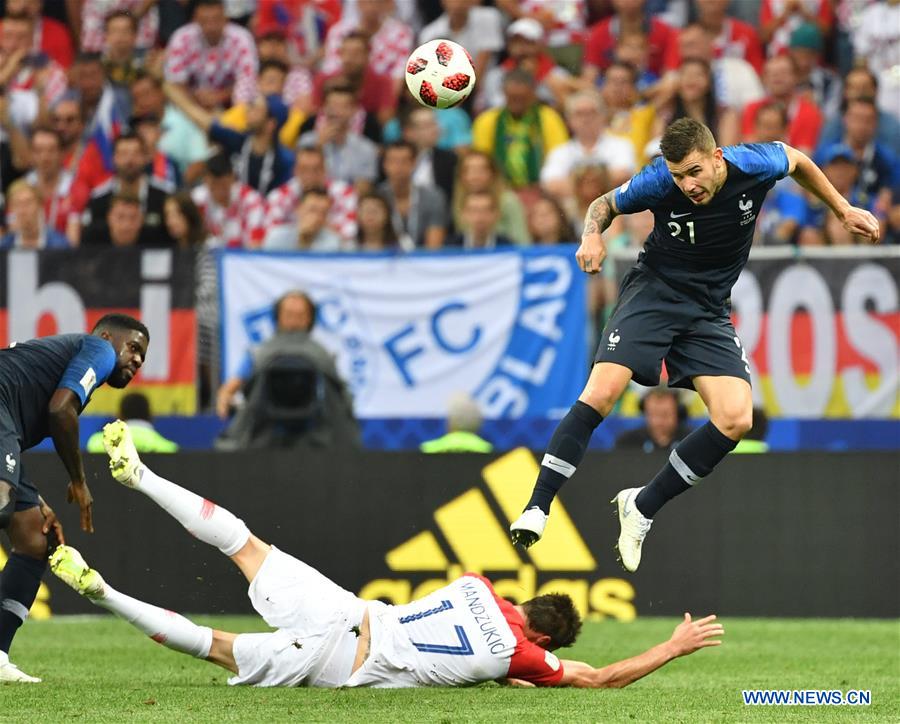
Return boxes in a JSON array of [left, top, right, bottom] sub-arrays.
[[405, 39, 476, 109]]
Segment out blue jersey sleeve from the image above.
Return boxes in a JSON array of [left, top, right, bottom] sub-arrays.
[[208, 121, 246, 154], [58, 336, 116, 407], [614, 157, 675, 214], [722, 142, 790, 184]]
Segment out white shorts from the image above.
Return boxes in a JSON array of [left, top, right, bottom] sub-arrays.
[[228, 547, 367, 688]]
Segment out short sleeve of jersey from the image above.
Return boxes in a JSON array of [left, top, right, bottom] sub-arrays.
[[722, 142, 789, 184], [614, 157, 674, 214], [57, 336, 116, 408], [508, 639, 565, 686]]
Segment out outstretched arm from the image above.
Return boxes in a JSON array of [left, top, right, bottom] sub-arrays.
[[557, 613, 723, 689], [577, 190, 620, 275], [163, 81, 215, 133], [48, 389, 94, 533], [783, 145, 880, 243]]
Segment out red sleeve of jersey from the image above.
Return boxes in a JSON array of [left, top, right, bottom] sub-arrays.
[[508, 639, 565, 686], [583, 20, 611, 70]]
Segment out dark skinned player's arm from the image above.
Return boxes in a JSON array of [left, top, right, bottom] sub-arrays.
[[48, 388, 85, 485]]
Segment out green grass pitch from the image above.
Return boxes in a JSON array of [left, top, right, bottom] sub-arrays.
[[3, 616, 898, 723]]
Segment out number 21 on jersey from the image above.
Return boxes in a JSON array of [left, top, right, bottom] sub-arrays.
[[668, 220, 696, 244]]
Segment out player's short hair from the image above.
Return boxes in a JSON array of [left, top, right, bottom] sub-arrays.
[[659, 118, 716, 162], [522, 593, 582, 649], [119, 392, 152, 421], [92, 313, 150, 341]]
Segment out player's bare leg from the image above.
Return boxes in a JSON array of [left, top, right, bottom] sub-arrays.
[[0, 505, 48, 683], [511, 363, 632, 547], [616, 375, 752, 572], [50, 545, 239, 674]]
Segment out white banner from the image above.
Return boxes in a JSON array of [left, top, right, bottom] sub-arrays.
[[219, 249, 587, 418]]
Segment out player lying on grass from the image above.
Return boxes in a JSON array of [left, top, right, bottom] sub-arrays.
[[51, 420, 724, 689]]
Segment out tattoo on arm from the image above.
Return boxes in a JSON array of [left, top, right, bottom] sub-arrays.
[[583, 192, 617, 236]]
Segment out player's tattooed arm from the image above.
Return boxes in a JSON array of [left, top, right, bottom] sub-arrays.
[[582, 190, 619, 237], [577, 191, 619, 274]]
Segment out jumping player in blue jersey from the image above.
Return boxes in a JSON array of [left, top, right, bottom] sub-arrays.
[[0, 314, 149, 682], [510, 118, 880, 570]]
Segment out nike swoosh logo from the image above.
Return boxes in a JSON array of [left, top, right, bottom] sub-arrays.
[[670, 211, 691, 218], [622, 495, 632, 518]]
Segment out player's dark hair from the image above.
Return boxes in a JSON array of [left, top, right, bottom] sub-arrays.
[[92, 313, 150, 341], [659, 118, 716, 162], [119, 392, 152, 421], [206, 151, 233, 177], [522, 594, 582, 649], [104, 9, 138, 31]]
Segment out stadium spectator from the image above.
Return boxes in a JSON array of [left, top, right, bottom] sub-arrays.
[[0, 11, 69, 123], [102, 10, 144, 116], [528, 192, 576, 245], [24, 126, 82, 242], [692, 0, 765, 74], [419, 1, 504, 88], [400, 106, 457, 204], [80, 0, 159, 55], [653, 59, 740, 147], [741, 54, 822, 153], [420, 392, 493, 453], [81, 131, 171, 246], [313, 32, 397, 126], [164, 79, 293, 196], [614, 387, 692, 453], [472, 69, 569, 192], [675, 23, 764, 112], [600, 61, 656, 165], [541, 89, 635, 199], [0, 180, 69, 249], [86, 392, 178, 453], [5, 0, 74, 69], [818, 67, 900, 158], [582, 0, 678, 84], [818, 98, 899, 206], [448, 190, 513, 249], [565, 163, 613, 237], [613, 31, 660, 93], [130, 70, 210, 183], [265, 146, 357, 241], [296, 84, 379, 190], [164, 0, 258, 108], [253, 27, 314, 113], [355, 191, 400, 251], [787, 23, 841, 121], [216, 289, 360, 451], [852, 0, 900, 121], [452, 150, 529, 245], [263, 187, 345, 251], [478, 18, 575, 113], [131, 113, 180, 190], [496, 0, 589, 74], [760, 0, 833, 58], [163, 192, 207, 249], [52, 97, 89, 173], [377, 141, 447, 250], [190, 152, 265, 248], [253, 0, 342, 70], [321, 0, 414, 101], [0, 93, 29, 221], [87, 192, 149, 247], [885, 184, 900, 245], [385, 92, 473, 152], [70, 52, 121, 135]]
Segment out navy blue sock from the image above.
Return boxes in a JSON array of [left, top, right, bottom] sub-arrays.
[[635, 421, 737, 519], [526, 401, 604, 514], [0, 553, 46, 654]]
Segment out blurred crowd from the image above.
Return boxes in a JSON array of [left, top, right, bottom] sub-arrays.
[[0, 0, 895, 259]]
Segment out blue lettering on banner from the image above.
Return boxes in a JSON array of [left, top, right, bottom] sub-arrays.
[[432, 301, 482, 354], [383, 323, 425, 387], [476, 251, 586, 417]]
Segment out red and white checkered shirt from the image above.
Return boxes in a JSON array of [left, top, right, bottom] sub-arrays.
[[8, 61, 68, 108], [81, 0, 159, 52], [192, 181, 266, 248], [321, 17, 413, 80], [519, 0, 586, 47], [265, 177, 357, 241], [24, 169, 82, 234], [165, 22, 258, 104], [284, 67, 313, 107]]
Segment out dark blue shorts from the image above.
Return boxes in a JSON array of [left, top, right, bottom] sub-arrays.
[[595, 265, 752, 390], [0, 406, 40, 511]]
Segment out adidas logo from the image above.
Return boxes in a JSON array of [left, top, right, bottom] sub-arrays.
[[358, 449, 636, 621]]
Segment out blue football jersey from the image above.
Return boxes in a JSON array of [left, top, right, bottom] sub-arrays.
[[0, 334, 116, 449], [614, 142, 790, 307]]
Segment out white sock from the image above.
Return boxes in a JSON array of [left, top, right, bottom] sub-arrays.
[[94, 585, 212, 659], [136, 467, 250, 556]]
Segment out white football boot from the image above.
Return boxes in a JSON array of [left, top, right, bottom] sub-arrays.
[[613, 487, 653, 572], [0, 651, 41, 683], [509, 507, 548, 548], [102, 420, 143, 488]]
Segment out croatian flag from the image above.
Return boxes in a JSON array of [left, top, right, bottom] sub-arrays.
[[88, 86, 123, 172]]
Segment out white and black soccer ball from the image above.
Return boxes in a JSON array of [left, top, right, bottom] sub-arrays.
[[404, 39, 476, 109]]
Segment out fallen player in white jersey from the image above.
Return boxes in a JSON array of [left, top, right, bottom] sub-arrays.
[[50, 421, 724, 688]]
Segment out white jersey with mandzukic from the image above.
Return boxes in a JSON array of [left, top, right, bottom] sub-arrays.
[[346, 575, 517, 688]]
